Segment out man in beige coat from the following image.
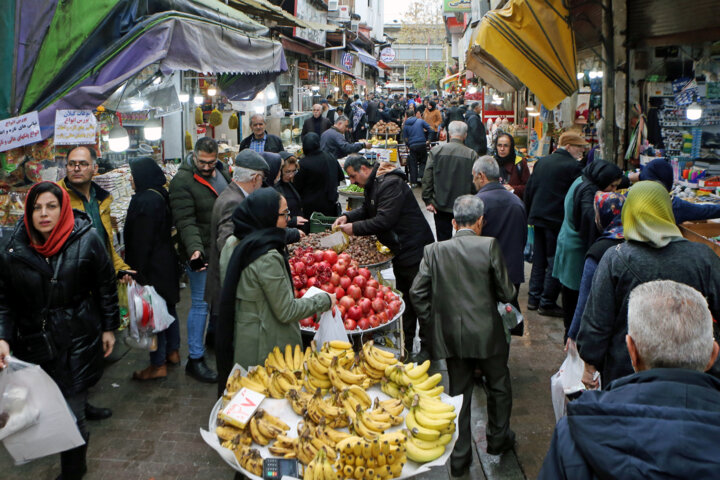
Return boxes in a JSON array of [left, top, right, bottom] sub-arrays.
[[410, 195, 516, 476]]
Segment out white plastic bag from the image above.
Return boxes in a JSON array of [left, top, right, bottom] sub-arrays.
[[1, 356, 84, 464], [144, 285, 175, 332], [0, 357, 40, 440], [125, 281, 156, 350], [313, 309, 349, 351], [550, 346, 586, 423]]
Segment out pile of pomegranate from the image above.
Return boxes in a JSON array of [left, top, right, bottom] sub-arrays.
[[290, 248, 402, 332]]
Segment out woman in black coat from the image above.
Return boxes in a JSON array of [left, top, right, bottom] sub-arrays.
[[0, 181, 119, 480], [124, 157, 180, 380], [274, 152, 307, 232], [294, 133, 345, 217]]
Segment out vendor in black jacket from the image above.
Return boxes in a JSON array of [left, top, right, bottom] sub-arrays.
[[239, 114, 284, 153], [333, 156, 435, 361], [295, 133, 345, 217]]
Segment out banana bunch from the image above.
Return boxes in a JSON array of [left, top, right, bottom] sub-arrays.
[[226, 365, 271, 397], [334, 432, 407, 479], [266, 344, 309, 378], [383, 361, 446, 408], [306, 388, 348, 429], [403, 394, 456, 463], [296, 418, 350, 463], [296, 429, 337, 465], [221, 436, 263, 476], [318, 340, 355, 368], [359, 340, 399, 382], [304, 447, 336, 480], [286, 388, 313, 416], [305, 351, 333, 394], [216, 420, 253, 445], [248, 408, 291, 446], [268, 434, 298, 458], [269, 369, 302, 399], [328, 356, 372, 391]]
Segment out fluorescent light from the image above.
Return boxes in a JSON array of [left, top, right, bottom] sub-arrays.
[[130, 99, 145, 111], [254, 105, 265, 114], [529, 111, 540, 117], [686, 102, 702, 120], [108, 124, 129, 152], [178, 92, 189, 102], [596, 70, 604, 78], [577, 72, 584, 79], [526, 105, 535, 111], [152, 75, 162, 85], [207, 86, 217, 97], [194, 94, 204, 104], [144, 114, 162, 141], [589, 71, 598, 79], [334, 86, 340, 92], [311, 86, 320, 91]]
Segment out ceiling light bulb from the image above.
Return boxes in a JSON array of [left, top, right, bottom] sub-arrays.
[[108, 124, 129, 152], [207, 86, 217, 97], [529, 111, 540, 117], [589, 71, 598, 79], [526, 105, 535, 111], [144, 115, 162, 141], [152, 75, 162, 85], [130, 99, 145, 111], [597, 70, 604, 78], [686, 102, 702, 120], [577, 72, 584, 79], [178, 92, 189, 103], [194, 94, 204, 104], [254, 105, 265, 114], [334, 86, 340, 92]]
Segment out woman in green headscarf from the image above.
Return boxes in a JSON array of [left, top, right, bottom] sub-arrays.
[[576, 181, 720, 388]]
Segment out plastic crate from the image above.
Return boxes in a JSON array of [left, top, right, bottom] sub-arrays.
[[309, 212, 337, 233]]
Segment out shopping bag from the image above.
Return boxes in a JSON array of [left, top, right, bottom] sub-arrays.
[[314, 308, 349, 351], [0, 357, 40, 441], [550, 346, 586, 423], [524, 225, 534, 263], [124, 281, 156, 350], [144, 285, 175, 333], [1, 356, 84, 464]]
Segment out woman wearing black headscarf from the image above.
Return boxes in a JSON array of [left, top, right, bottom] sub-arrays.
[[294, 132, 345, 216], [124, 157, 180, 380], [260, 152, 282, 187], [275, 152, 307, 232], [215, 189, 335, 393], [494, 133, 530, 200]]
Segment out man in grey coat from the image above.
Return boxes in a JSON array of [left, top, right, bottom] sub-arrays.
[[320, 115, 370, 160], [410, 195, 516, 477], [204, 151, 267, 315], [422, 121, 478, 241]]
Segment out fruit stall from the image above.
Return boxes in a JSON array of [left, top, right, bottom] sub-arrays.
[[201, 340, 461, 479], [287, 234, 407, 354]]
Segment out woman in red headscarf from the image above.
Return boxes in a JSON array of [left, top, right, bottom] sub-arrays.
[[0, 181, 119, 480]]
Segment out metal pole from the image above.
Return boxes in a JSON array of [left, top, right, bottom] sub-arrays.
[[403, 64, 407, 97]]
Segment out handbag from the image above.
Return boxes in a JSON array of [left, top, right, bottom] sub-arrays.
[[13, 253, 64, 364]]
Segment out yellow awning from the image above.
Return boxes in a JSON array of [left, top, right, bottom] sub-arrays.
[[465, 45, 523, 93], [440, 73, 460, 86], [474, 0, 578, 109]]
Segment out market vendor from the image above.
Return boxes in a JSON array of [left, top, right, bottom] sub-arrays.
[[320, 115, 370, 161], [239, 114, 283, 154], [640, 158, 720, 224], [332, 155, 434, 361], [59, 145, 132, 423]]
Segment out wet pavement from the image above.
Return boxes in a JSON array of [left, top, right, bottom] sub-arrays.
[[1, 186, 566, 480]]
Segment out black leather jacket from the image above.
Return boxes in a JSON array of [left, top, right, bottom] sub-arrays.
[[0, 211, 119, 394]]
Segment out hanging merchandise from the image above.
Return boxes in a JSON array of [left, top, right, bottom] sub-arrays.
[[185, 131, 193, 150], [625, 103, 647, 162], [228, 113, 239, 130], [209, 108, 222, 127], [195, 107, 204, 125]]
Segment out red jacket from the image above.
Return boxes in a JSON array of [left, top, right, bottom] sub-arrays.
[[499, 157, 531, 200]]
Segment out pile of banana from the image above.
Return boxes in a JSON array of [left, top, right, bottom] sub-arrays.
[[304, 448, 336, 480], [334, 431, 407, 479], [344, 397, 405, 441], [266, 344, 309, 377], [248, 409, 291, 446], [381, 361, 444, 408], [305, 388, 349, 429], [357, 340, 400, 381], [305, 340, 359, 393]]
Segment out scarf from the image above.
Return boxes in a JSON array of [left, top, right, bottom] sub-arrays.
[[594, 191, 625, 240], [216, 189, 290, 377], [622, 181, 683, 248], [24, 182, 75, 258]]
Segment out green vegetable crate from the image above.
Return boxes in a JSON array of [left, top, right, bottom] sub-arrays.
[[309, 212, 338, 233]]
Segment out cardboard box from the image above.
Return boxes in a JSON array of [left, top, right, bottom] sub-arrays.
[[679, 221, 720, 257], [218, 388, 265, 429]]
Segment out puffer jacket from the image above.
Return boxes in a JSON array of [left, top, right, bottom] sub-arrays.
[[169, 158, 231, 261], [0, 212, 119, 395], [402, 117, 431, 147], [345, 163, 434, 267]]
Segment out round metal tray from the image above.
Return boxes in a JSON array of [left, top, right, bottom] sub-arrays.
[[300, 298, 404, 336], [359, 256, 393, 270], [338, 188, 365, 198]]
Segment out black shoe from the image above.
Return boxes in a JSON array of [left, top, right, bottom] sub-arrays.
[[185, 356, 218, 383], [450, 465, 470, 477], [527, 302, 539, 311], [538, 305, 564, 318], [487, 431, 516, 455], [85, 403, 112, 421]]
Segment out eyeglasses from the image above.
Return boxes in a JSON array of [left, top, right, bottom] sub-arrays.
[[196, 159, 217, 167], [278, 208, 291, 220], [68, 161, 91, 170], [283, 170, 298, 176]]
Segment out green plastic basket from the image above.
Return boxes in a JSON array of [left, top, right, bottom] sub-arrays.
[[309, 212, 337, 233]]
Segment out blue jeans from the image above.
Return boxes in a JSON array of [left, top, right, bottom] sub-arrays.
[[185, 266, 209, 359], [149, 304, 181, 366], [528, 226, 561, 308]]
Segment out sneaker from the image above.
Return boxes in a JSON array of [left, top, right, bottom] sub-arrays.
[[185, 356, 218, 383], [538, 305, 564, 318]]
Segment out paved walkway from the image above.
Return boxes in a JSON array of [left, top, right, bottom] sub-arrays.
[[1, 187, 567, 480]]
